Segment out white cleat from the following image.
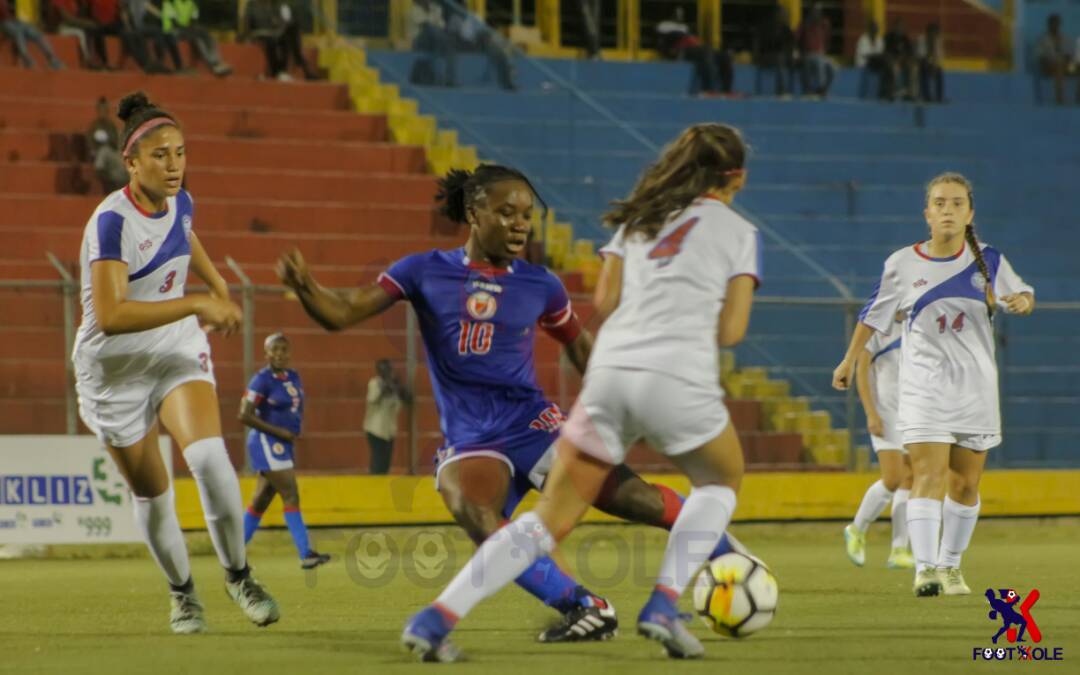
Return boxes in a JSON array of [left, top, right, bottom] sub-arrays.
[[913, 568, 942, 597], [169, 590, 207, 634], [939, 568, 972, 595], [225, 575, 281, 627], [843, 524, 866, 567], [886, 547, 915, 569]]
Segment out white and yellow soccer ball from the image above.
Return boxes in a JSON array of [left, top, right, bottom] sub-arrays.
[[692, 552, 779, 638]]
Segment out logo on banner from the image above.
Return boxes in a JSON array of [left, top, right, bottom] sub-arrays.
[[0, 458, 125, 507], [971, 588, 1065, 662]]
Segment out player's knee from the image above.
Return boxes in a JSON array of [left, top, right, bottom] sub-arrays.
[[449, 501, 501, 544]]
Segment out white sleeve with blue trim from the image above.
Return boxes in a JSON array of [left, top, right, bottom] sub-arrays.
[[993, 253, 1033, 301], [859, 252, 904, 334], [87, 211, 130, 265]]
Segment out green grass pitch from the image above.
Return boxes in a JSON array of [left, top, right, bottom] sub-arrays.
[[2, 518, 1077, 674]]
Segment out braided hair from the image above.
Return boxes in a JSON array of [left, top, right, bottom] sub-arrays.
[[117, 91, 179, 158], [435, 164, 547, 224], [926, 172, 995, 316]]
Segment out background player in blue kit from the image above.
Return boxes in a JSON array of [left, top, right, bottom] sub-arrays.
[[277, 164, 744, 643], [240, 333, 330, 570]]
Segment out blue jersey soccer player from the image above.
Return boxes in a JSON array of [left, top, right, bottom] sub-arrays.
[[278, 164, 744, 642], [240, 333, 330, 570]]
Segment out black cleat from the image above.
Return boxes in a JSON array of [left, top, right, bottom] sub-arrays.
[[538, 596, 618, 643], [300, 551, 331, 570]]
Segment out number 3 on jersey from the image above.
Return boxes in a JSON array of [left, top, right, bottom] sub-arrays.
[[458, 321, 494, 355]]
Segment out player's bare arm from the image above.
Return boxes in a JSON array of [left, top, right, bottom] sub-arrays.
[[854, 349, 883, 437], [237, 398, 296, 443], [832, 322, 875, 390], [91, 259, 239, 336], [1002, 292, 1035, 315], [717, 274, 755, 347], [277, 248, 396, 331], [562, 330, 593, 375], [189, 232, 230, 300], [593, 254, 623, 323]]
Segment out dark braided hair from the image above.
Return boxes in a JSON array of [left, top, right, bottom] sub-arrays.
[[435, 164, 547, 224], [117, 91, 179, 157], [926, 172, 995, 316]]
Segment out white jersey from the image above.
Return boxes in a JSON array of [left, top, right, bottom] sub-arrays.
[[588, 197, 762, 387], [860, 240, 1033, 435], [866, 320, 901, 420], [73, 187, 204, 373]]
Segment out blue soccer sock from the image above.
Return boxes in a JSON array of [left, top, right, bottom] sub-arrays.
[[283, 507, 312, 558], [515, 556, 589, 613], [243, 507, 263, 544]]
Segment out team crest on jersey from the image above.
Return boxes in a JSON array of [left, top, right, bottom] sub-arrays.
[[182, 215, 192, 231], [971, 272, 988, 292], [466, 291, 498, 320], [272, 442, 286, 456]]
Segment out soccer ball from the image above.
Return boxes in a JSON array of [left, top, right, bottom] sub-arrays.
[[692, 552, 778, 638]]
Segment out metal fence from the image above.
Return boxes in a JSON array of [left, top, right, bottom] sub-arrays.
[[4, 261, 1078, 471]]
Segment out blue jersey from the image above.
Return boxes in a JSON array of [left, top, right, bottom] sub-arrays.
[[244, 367, 304, 440], [377, 248, 580, 451]]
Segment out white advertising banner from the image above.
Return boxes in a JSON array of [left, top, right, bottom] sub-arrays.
[[0, 435, 171, 544]]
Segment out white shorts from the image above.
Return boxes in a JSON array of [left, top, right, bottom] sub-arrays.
[[870, 412, 905, 453], [75, 335, 216, 448], [561, 366, 730, 465], [901, 429, 1002, 452]]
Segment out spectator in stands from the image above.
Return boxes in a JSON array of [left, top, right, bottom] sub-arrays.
[[578, 0, 600, 59], [796, 2, 834, 98], [47, 0, 107, 69], [406, 0, 455, 86], [855, 19, 889, 99], [916, 22, 945, 103], [241, 0, 318, 81], [657, 6, 733, 96], [1, 0, 65, 69], [160, 0, 232, 76], [364, 359, 410, 475], [884, 17, 917, 101], [753, 4, 796, 96], [1037, 14, 1075, 105], [87, 96, 128, 193], [88, 0, 165, 72], [125, 0, 183, 72], [446, 1, 516, 90]]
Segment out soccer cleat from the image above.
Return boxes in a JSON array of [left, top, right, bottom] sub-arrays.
[[300, 551, 331, 570], [913, 568, 943, 597], [402, 606, 463, 663], [636, 590, 704, 659], [843, 524, 866, 567], [886, 547, 915, 570], [538, 595, 618, 642], [168, 590, 207, 634], [225, 575, 281, 627], [939, 568, 972, 595]]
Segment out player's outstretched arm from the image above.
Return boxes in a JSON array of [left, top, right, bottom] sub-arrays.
[[854, 349, 883, 437], [562, 330, 593, 375], [277, 248, 396, 331]]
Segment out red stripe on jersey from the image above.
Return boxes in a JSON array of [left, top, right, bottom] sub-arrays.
[[913, 240, 965, 261], [377, 272, 406, 299], [539, 301, 573, 328], [122, 185, 169, 219], [245, 390, 265, 405], [542, 312, 582, 345]]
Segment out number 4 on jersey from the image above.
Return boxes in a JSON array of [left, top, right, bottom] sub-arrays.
[[648, 217, 700, 267]]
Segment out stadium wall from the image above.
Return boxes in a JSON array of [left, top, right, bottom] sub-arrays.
[[174, 471, 1080, 529]]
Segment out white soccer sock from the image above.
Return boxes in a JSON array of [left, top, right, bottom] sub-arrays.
[[183, 437, 246, 572], [906, 498, 942, 573], [852, 480, 894, 533], [435, 511, 554, 619], [891, 489, 911, 549], [937, 496, 980, 569], [656, 485, 736, 596], [133, 486, 191, 587]]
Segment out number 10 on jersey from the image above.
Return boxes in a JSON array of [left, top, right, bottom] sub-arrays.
[[458, 321, 494, 355]]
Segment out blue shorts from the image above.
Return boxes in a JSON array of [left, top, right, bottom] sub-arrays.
[[246, 430, 295, 472], [433, 402, 563, 519]]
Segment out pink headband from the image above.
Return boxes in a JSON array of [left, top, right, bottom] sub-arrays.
[[123, 117, 176, 156]]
